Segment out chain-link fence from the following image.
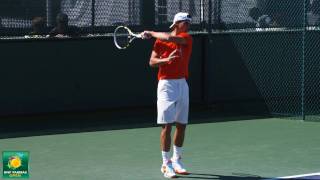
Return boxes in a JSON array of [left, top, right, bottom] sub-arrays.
[[155, 0, 202, 25], [305, 31, 320, 121], [0, 0, 319, 121], [0, 0, 143, 36], [207, 0, 319, 122], [231, 32, 303, 119], [1, 0, 318, 34]]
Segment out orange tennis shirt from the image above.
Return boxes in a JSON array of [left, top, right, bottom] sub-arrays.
[[153, 32, 193, 80]]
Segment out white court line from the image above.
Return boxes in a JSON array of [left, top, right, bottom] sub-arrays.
[[277, 172, 320, 179]]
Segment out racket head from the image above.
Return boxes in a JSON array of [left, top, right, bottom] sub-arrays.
[[113, 26, 140, 49]]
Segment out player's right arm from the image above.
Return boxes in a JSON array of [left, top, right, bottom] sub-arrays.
[[143, 31, 187, 45], [149, 49, 179, 68]]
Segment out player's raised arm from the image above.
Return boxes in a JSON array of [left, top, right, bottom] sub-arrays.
[[142, 31, 188, 45], [141, 12, 191, 45]]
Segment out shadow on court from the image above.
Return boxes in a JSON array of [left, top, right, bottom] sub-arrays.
[[0, 105, 270, 139], [177, 173, 267, 179]]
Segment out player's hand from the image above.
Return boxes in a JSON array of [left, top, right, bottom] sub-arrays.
[[141, 31, 153, 39], [166, 49, 179, 62]]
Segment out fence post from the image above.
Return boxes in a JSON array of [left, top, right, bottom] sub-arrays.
[[213, 0, 222, 29], [302, 0, 307, 121], [91, 0, 95, 33], [208, 0, 212, 32], [141, 0, 155, 29], [46, 0, 61, 27], [201, 0, 214, 106]]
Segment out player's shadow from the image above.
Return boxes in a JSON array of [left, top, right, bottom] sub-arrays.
[[176, 173, 268, 179]]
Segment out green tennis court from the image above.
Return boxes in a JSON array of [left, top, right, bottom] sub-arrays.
[[1, 1, 320, 180], [1, 115, 320, 180]]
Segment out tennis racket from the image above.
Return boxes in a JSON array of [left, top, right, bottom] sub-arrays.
[[113, 26, 142, 49]]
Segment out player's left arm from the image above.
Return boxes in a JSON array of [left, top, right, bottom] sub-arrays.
[[149, 49, 180, 68]]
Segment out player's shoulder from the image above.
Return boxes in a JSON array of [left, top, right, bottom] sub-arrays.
[[178, 32, 193, 45], [155, 38, 167, 45], [153, 38, 169, 49], [178, 32, 193, 43], [178, 32, 192, 38]]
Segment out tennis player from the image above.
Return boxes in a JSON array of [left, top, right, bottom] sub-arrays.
[[142, 12, 193, 178]]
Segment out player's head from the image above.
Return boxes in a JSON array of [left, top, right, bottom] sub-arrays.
[[249, 7, 262, 21], [56, 13, 69, 27], [31, 17, 46, 33], [169, 12, 192, 32]]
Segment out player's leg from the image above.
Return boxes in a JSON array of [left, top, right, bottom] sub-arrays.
[[160, 124, 177, 178], [161, 124, 172, 157], [173, 123, 186, 161], [172, 79, 189, 175], [173, 122, 186, 150], [172, 123, 189, 175], [157, 80, 178, 178]]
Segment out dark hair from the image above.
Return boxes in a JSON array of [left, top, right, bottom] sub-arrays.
[[249, 7, 262, 20], [30, 17, 46, 35], [56, 13, 69, 25], [32, 17, 45, 29]]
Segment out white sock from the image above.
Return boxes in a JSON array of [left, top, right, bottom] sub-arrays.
[[162, 151, 170, 165], [172, 145, 182, 161]]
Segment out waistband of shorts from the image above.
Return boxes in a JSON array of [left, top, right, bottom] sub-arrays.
[[159, 78, 186, 82]]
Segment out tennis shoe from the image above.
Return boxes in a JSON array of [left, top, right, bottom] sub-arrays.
[[171, 157, 189, 175], [161, 161, 177, 178]]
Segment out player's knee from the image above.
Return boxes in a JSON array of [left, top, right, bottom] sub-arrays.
[[161, 124, 172, 135], [176, 123, 186, 132]]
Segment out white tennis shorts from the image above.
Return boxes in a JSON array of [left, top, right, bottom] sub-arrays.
[[157, 78, 189, 124]]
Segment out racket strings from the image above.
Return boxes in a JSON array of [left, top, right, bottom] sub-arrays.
[[114, 27, 131, 49]]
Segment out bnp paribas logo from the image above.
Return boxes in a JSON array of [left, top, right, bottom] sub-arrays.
[[2, 151, 29, 178]]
